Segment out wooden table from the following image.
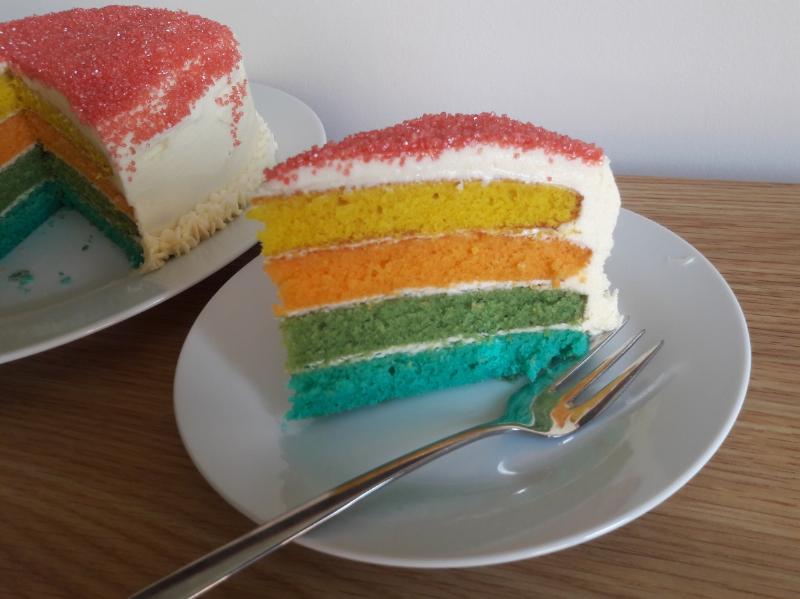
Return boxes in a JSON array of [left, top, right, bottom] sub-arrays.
[[1, 177, 797, 598]]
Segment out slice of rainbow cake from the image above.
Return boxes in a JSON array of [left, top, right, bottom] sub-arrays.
[[250, 113, 621, 419], [0, 6, 275, 271]]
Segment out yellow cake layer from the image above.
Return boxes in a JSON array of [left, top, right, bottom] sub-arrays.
[[267, 232, 592, 315], [0, 72, 19, 121], [0, 70, 112, 177], [251, 180, 582, 256], [0, 111, 132, 215]]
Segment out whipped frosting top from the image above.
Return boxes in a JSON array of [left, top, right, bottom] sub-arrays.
[[264, 112, 604, 185]]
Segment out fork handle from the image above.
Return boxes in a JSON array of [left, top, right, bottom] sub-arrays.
[[131, 422, 514, 599]]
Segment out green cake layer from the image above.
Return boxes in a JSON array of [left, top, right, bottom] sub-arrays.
[[0, 144, 143, 265], [282, 288, 586, 370], [0, 145, 50, 213], [286, 328, 589, 419]]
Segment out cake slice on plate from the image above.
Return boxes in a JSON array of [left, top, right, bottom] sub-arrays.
[[250, 112, 621, 419], [0, 5, 276, 270]]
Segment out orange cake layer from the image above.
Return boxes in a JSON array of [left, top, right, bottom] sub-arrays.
[[0, 111, 131, 215], [0, 111, 36, 165], [267, 233, 592, 315]]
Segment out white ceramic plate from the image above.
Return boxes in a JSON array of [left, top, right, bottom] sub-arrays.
[[174, 209, 750, 568], [0, 83, 325, 364]]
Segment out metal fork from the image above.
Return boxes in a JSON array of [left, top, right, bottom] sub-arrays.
[[132, 319, 662, 599]]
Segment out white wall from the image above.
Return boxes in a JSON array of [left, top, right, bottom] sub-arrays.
[[3, 0, 798, 182]]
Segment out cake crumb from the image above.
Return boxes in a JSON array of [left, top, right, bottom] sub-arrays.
[[9, 269, 34, 291]]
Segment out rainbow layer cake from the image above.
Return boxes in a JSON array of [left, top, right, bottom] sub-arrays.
[[0, 6, 276, 270], [250, 113, 621, 419]]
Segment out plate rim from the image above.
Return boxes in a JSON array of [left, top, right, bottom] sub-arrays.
[[174, 208, 752, 568], [0, 83, 326, 365]]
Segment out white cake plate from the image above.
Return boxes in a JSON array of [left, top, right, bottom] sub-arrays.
[[174, 209, 751, 568]]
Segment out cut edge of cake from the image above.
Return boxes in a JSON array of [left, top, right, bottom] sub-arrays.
[[250, 113, 621, 419]]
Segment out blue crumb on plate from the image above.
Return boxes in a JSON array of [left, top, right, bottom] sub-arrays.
[[8, 269, 34, 293], [59, 274, 72, 285], [82, 233, 95, 251]]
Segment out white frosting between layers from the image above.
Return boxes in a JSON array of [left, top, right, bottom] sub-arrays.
[[0, 183, 40, 217], [0, 141, 35, 172], [0, 111, 19, 127], [270, 227, 559, 260], [17, 60, 276, 242], [262, 146, 621, 333], [296, 323, 579, 372], [282, 279, 555, 317]]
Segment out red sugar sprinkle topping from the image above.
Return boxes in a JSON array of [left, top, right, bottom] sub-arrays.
[[216, 76, 248, 147], [0, 6, 241, 150], [265, 112, 604, 184]]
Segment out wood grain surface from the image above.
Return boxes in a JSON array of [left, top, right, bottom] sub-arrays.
[[0, 177, 797, 598]]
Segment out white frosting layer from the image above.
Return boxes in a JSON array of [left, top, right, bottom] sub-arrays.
[[260, 146, 605, 197], [264, 146, 621, 333], [299, 323, 578, 372], [0, 140, 35, 172], [282, 279, 555, 317], [18, 60, 276, 240], [0, 184, 39, 217], [272, 227, 560, 260]]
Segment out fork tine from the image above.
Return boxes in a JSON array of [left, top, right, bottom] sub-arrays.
[[571, 340, 664, 427], [559, 328, 646, 406], [552, 315, 630, 389]]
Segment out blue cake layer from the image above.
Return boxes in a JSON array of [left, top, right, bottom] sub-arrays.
[[287, 329, 589, 419], [0, 182, 61, 259]]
